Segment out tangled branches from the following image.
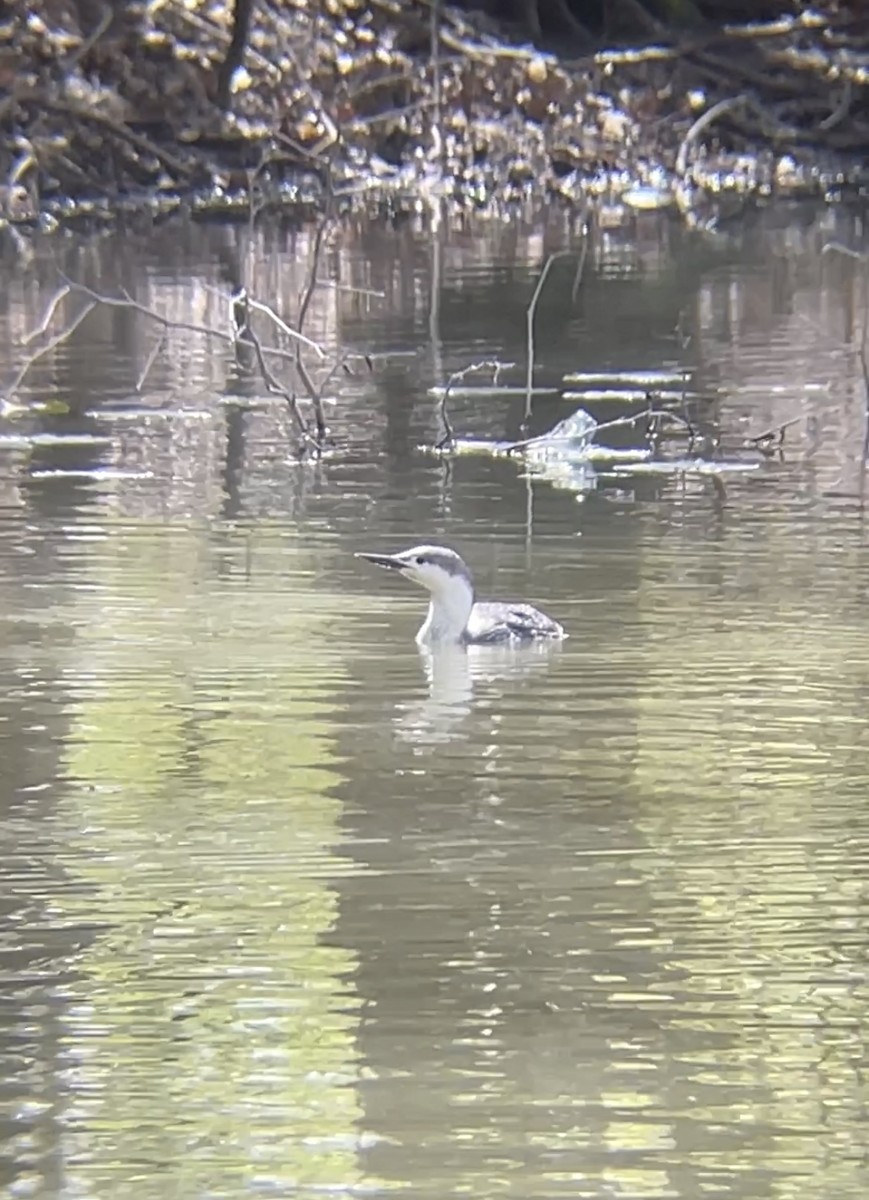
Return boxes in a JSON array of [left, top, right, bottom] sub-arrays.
[[0, 220, 375, 454], [2, 2, 869, 229]]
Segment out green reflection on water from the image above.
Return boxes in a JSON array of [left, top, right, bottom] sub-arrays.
[[52, 526, 375, 1198]]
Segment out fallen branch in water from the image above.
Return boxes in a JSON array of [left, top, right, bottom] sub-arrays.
[[1, 257, 375, 454], [431, 240, 587, 450], [52, 277, 310, 363], [743, 414, 803, 458], [503, 401, 694, 455], [435, 359, 516, 451]]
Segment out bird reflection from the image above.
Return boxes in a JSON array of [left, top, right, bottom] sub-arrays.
[[394, 639, 563, 747]]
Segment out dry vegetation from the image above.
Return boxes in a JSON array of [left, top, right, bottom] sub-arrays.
[[1, 1, 868, 228]]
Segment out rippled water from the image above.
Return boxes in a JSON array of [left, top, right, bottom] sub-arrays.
[[1, 208, 868, 1199]]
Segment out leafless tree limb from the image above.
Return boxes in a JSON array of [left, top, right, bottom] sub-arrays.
[[4, 271, 366, 455], [243, 294, 327, 358], [503, 406, 692, 454], [293, 215, 334, 443], [58, 276, 313, 365], [244, 323, 313, 446], [136, 329, 167, 393], [525, 250, 580, 427], [297, 216, 330, 337], [675, 95, 747, 176], [435, 360, 516, 451], [3, 299, 97, 399], [21, 284, 72, 345]]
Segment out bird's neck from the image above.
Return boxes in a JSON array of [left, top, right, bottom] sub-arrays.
[[416, 580, 474, 645]]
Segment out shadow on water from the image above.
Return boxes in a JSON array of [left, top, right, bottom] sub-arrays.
[[1, 205, 868, 1198]]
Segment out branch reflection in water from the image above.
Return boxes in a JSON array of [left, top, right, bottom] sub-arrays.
[[393, 639, 564, 747]]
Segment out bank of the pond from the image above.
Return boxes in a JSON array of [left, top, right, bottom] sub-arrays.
[[2, 1, 868, 232]]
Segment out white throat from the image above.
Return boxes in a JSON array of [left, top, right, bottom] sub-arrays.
[[416, 576, 474, 645]]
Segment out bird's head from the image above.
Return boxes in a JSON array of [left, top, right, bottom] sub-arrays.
[[355, 545, 473, 598]]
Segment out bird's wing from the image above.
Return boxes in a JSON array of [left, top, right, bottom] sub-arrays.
[[468, 602, 564, 643]]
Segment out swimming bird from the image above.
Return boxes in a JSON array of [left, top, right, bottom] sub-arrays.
[[355, 544, 566, 646]]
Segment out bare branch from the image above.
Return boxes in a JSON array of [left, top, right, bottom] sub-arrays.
[[62, 1, 114, 73], [316, 281, 387, 300], [295, 356, 328, 444], [291, 216, 336, 445], [570, 231, 589, 305], [3, 300, 97, 398], [21, 285, 71, 345], [676, 95, 747, 176], [822, 242, 867, 263], [136, 329, 166, 393], [59, 276, 299, 364], [434, 360, 515, 451], [594, 408, 693, 438], [42, 97, 194, 180], [502, 407, 693, 455], [824, 241, 869, 479], [243, 295, 327, 359], [244, 324, 314, 446], [525, 250, 575, 427], [298, 217, 331, 337]]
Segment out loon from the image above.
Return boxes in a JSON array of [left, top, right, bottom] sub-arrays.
[[355, 544, 566, 646]]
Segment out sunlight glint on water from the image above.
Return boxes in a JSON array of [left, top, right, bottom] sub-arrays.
[[0, 211, 868, 1199]]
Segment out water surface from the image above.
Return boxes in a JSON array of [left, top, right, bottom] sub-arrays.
[[1, 208, 868, 1199]]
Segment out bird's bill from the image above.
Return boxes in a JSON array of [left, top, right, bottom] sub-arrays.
[[355, 551, 408, 571]]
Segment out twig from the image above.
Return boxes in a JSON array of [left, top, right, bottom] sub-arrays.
[[435, 360, 514, 451], [43, 98, 194, 180], [316, 281, 386, 300], [504, 406, 692, 454], [21, 285, 71, 345], [216, 0, 255, 111], [3, 301, 97, 398], [743, 415, 803, 448], [244, 295, 327, 358], [58, 277, 301, 364], [244, 324, 313, 446], [293, 216, 334, 444], [198, 282, 327, 358], [570, 229, 589, 306], [819, 78, 853, 132], [525, 250, 575, 428], [430, 0, 444, 176], [675, 95, 747, 176], [7, 277, 322, 449], [440, 28, 552, 63], [136, 329, 166, 392], [297, 216, 330, 337], [595, 401, 694, 440], [295, 357, 329, 444], [822, 242, 867, 263], [61, 1, 114, 73], [823, 242, 869, 478]]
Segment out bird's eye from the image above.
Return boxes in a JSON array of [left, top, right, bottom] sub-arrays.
[[415, 555, 426, 566]]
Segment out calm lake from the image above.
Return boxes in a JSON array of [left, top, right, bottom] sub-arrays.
[[1, 205, 868, 1200]]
